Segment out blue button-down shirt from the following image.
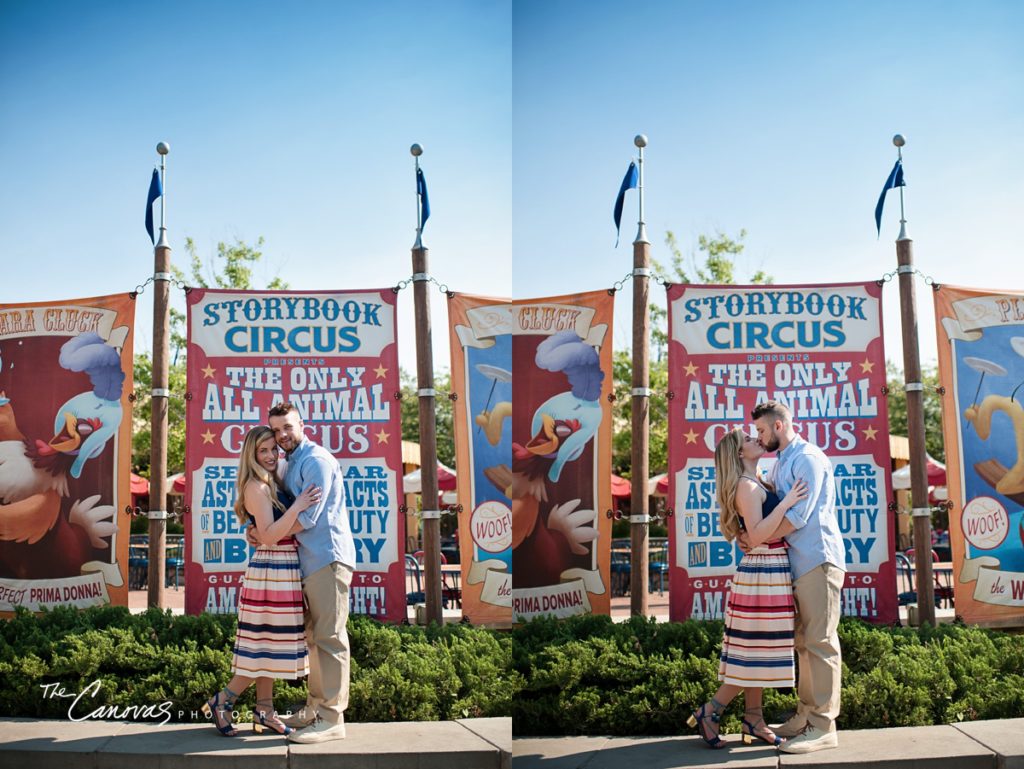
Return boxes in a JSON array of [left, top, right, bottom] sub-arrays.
[[283, 437, 356, 577], [772, 435, 846, 580]]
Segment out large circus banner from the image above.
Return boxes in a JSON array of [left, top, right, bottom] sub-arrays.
[[509, 290, 613, 621], [449, 293, 513, 626], [667, 282, 897, 624], [0, 293, 134, 613], [185, 288, 405, 622], [935, 284, 1024, 627]]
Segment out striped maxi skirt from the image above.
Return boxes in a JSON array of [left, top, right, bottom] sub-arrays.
[[718, 539, 796, 688], [231, 537, 310, 679]]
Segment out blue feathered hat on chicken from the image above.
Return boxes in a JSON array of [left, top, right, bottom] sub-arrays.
[[535, 330, 604, 401], [516, 330, 606, 485], [28, 332, 125, 479]]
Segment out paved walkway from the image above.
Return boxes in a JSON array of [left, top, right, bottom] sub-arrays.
[[0, 716, 511, 769], [513, 719, 1024, 768]]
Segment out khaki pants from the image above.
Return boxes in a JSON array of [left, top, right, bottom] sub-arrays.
[[792, 562, 843, 732], [302, 562, 353, 725]]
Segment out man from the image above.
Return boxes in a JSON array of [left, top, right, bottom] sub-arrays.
[[255, 402, 356, 744], [750, 400, 845, 754]]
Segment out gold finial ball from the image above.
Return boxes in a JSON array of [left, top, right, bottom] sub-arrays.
[[410, 143, 424, 157], [156, 141, 170, 155], [892, 134, 906, 148]]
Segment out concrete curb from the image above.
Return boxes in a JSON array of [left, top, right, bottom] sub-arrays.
[[512, 719, 1024, 769], [0, 716, 511, 769]]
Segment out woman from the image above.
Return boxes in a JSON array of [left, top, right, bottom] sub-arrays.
[[204, 426, 320, 736], [687, 428, 807, 749]]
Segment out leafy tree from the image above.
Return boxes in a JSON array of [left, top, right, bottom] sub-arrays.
[[168, 236, 287, 354], [661, 228, 770, 286], [131, 237, 287, 476], [611, 350, 669, 479], [398, 368, 457, 542], [886, 361, 946, 463], [399, 368, 455, 469], [612, 229, 771, 480], [131, 355, 187, 478], [650, 229, 771, 356]]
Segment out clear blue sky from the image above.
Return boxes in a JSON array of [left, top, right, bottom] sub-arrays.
[[2, 1, 1022, 375], [511, 0, 1024, 368], [0, 0, 512, 375]]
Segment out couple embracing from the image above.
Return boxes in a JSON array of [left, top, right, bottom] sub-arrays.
[[689, 400, 845, 755], [203, 403, 354, 744]]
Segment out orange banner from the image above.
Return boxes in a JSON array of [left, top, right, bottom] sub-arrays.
[[449, 290, 615, 622], [0, 293, 134, 613], [449, 294, 513, 626], [935, 284, 1024, 627]]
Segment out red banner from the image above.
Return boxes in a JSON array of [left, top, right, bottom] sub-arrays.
[[667, 282, 896, 624], [185, 288, 405, 622], [0, 294, 134, 613], [510, 290, 613, 620], [934, 284, 1024, 627]]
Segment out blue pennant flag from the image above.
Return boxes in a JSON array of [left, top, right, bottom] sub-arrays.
[[874, 158, 905, 236], [145, 168, 162, 244], [613, 161, 638, 246], [417, 167, 430, 231]]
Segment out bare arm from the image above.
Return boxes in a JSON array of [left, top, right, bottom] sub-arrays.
[[245, 514, 303, 546], [738, 478, 806, 548], [245, 481, 320, 546]]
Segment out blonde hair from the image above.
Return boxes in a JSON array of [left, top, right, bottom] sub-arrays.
[[234, 426, 286, 526], [714, 428, 747, 542]]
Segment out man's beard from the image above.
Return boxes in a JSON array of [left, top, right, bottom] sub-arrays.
[[762, 434, 780, 452]]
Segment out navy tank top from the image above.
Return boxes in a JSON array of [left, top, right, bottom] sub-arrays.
[[247, 486, 295, 524], [738, 483, 781, 532]]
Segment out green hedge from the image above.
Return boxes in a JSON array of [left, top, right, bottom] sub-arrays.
[[512, 615, 1024, 736], [0, 606, 517, 723], [6, 607, 1023, 733]]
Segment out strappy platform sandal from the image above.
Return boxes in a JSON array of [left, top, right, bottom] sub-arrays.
[[686, 697, 726, 749], [202, 686, 240, 737], [741, 710, 784, 746], [253, 698, 294, 735]]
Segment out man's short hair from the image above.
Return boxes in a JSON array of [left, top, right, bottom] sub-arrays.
[[752, 400, 792, 424], [268, 402, 300, 419]]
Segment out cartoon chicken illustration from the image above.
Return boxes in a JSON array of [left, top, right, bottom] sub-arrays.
[[509, 330, 602, 587], [0, 332, 122, 578]]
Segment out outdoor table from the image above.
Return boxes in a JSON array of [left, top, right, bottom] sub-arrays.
[[609, 547, 670, 596], [900, 559, 955, 608], [441, 563, 462, 608]]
